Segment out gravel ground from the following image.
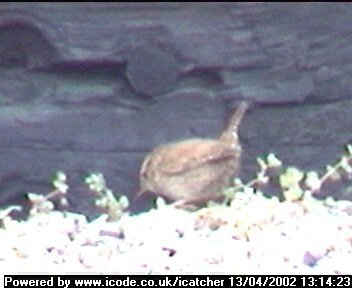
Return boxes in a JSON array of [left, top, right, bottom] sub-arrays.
[[0, 190, 351, 275]]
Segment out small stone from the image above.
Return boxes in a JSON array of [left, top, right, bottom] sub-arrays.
[[126, 45, 178, 97]]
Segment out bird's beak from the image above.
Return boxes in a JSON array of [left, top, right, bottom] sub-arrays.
[[133, 188, 146, 202]]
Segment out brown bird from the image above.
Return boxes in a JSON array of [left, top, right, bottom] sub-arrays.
[[136, 101, 250, 205]]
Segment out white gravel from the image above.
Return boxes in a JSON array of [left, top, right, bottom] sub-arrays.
[[0, 190, 351, 274]]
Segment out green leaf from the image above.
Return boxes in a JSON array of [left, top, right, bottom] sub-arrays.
[[283, 185, 304, 201], [279, 167, 304, 189], [304, 171, 321, 191], [346, 144, 352, 156], [266, 153, 282, 168]]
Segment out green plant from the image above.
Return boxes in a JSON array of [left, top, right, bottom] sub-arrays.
[[222, 144, 352, 203], [84, 172, 129, 221], [0, 205, 22, 228], [27, 171, 69, 217]]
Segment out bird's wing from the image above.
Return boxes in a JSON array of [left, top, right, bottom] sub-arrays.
[[159, 141, 235, 175]]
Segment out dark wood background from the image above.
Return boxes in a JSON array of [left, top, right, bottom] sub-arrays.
[[1, 3, 352, 217]]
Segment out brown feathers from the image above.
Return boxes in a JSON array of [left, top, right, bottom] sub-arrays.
[[137, 102, 249, 205]]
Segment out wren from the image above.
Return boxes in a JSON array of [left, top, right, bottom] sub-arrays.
[[136, 102, 249, 205]]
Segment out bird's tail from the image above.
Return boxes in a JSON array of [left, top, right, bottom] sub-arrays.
[[219, 101, 250, 147]]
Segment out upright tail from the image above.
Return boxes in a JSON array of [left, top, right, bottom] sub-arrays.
[[219, 101, 250, 148]]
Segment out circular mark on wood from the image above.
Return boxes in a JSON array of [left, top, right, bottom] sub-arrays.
[[126, 45, 178, 97], [0, 22, 60, 69]]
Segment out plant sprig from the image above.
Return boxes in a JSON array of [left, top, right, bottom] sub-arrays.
[[84, 172, 129, 221], [28, 171, 69, 217], [223, 144, 352, 203]]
